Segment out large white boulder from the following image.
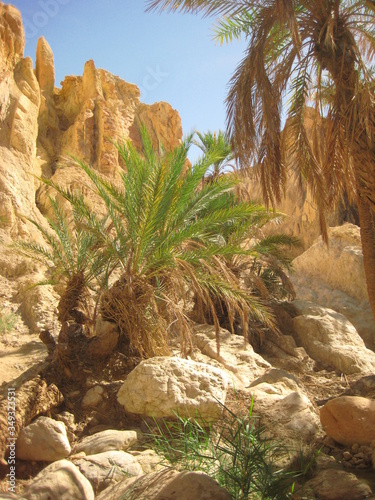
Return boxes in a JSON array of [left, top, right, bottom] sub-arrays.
[[117, 356, 229, 423], [16, 416, 71, 461], [248, 369, 320, 442], [291, 301, 375, 374]]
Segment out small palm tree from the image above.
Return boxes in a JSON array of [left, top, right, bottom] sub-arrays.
[[15, 196, 110, 325], [23, 126, 297, 359], [193, 130, 233, 181], [147, 0, 375, 321]]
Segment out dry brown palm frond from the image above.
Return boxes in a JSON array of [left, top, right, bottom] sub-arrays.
[[100, 275, 171, 358]]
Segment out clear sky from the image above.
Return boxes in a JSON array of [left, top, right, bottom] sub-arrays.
[[9, 0, 248, 161]]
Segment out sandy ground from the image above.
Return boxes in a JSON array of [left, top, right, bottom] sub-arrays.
[[0, 337, 47, 389]]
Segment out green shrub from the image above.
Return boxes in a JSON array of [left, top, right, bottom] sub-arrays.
[[146, 398, 316, 499]]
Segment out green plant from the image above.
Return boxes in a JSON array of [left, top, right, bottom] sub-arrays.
[[0, 309, 17, 334], [193, 129, 234, 181], [147, 0, 375, 322], [16, 126, 297, 358], [15, 196, 111, 325], [146, 398, 313, 499]]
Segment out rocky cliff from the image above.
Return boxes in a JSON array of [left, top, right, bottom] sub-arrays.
[[0, 2, 183, 335], [0, 2, 182, 244]]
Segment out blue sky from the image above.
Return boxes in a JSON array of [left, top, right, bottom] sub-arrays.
[[10, 0, 248, 161]]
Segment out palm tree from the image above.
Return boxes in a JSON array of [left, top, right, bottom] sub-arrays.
[[21, 126, 297, 359], [15, 196, 110, 325], [146, 0, 375, 321], [193, 130, 233, 180]]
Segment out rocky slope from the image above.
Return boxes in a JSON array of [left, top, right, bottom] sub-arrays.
[[0, 3, 375, 500]]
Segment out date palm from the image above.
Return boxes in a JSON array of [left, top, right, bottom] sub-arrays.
[[147, 0, 375, 320], [20, 126, 297, 358], [193, 130, 233, 180]]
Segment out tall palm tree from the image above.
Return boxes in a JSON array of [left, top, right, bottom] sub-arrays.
[[147, 0, 375, 320], [193, 130, 233, 180]]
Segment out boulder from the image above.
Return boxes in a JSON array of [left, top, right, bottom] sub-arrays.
[[249, 369, 320, 442], [320, 396, 375, 446], [117, 356, 229, 423], [73, 450, 143, 493], [291, 301, 375, 374], [96, 469, 231, 500], [73, 429, 137, 455], [130, 449, 166, 474], [304, 469, 372, 499], [291, 225, 375, 348], [16, 416, 71, 461], [192, 324, 271, 389], [23, 460, 94, 500]]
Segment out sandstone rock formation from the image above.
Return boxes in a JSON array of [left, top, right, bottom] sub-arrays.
[[0, 2, 183, 336]]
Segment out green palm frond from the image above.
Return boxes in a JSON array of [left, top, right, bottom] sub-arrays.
[[16, 124, 299, 355]]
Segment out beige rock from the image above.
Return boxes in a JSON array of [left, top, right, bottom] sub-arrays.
[[0, 3, 24, 71], [73, 450, 143, 493], [81, 386, 105, 409], [130, 449, 166, 474], [16, 416, 71, 461], [73, 429, 138, 455], [35, 37, 54, 94], [117, 356, 229, 423], [18, 276, 60, 333], [304, 469, 372, 500], [291, 301, 375, 374], [96, 469, 231, 500], [291, 225, 375, 348], [249, 369, 320, 442], [320, 396, 375, 447], [192, 324, 271, 389], [293, 224, 366, 302], [23, 459, 94, 500]]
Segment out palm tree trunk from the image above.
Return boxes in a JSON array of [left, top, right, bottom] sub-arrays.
[[356, 181, 375, 321]]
